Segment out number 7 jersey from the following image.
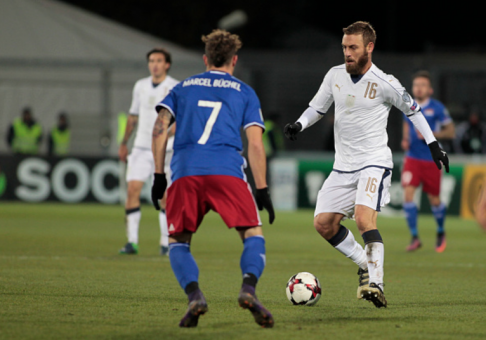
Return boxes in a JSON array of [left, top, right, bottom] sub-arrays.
[[156, 70, 265, 182], [310, 63, 421, 172]]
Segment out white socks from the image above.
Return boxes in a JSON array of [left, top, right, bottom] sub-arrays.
[[126, 207, 169, 247], [361, 229, 385, 289], [126, 207, 141, 244], [364, 242, 384, 288], [328, 226, 385, 289], [159, 210, 169, 247], [334, 230, 368, 270]]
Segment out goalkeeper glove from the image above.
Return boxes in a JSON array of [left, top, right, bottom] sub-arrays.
[[255, 187, 275, 224], [284, 122, 302, 141], [151, 173, 167, 210], [428, 141, 449, 173]]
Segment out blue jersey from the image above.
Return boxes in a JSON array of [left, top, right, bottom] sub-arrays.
[[404, 98, 452, 161], [156, 70, 265, 182]]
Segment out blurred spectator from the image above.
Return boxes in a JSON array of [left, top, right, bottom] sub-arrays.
[[454, 109, 486, 154], [476, 174, 486, 231], [6, 107, 43, 155], [48, 112, 71, 156], [263, 112, 284, 160]]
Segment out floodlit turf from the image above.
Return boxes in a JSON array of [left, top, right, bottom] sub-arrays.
[[1, 203, 485, 340]]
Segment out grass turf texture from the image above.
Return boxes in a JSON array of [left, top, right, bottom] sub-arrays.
[[1, 203, 485, 340]]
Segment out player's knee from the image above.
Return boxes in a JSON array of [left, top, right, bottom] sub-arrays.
[[314, 214, 336, 239], [127, 183, 142, 198], [355, 212, 372, 231]]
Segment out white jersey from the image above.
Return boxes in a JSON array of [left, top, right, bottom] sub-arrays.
[[310, 63, 421, 172], [129, 75, 179, 149]]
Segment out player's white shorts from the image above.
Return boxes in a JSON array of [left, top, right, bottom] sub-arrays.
[[126, 147, 173, 186], [314, 167, 392, 219]]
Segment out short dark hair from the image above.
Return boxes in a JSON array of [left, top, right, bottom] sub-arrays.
[[412, 70, 432, 83], [201, 29, 242, 67], [146, 48, 172, 65], [343, 21, 377, 47]]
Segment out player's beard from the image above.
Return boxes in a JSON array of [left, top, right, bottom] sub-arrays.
[[345, 51, 369, 75]]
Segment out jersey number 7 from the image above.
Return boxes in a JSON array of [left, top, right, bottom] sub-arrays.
[[197, 100, 222, 145]]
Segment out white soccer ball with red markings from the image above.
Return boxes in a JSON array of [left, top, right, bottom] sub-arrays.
[[286, 272, 321, 306]]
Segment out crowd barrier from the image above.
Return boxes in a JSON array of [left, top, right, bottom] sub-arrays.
[[1, 154, 484, 220], [270, 154, 486, 219]]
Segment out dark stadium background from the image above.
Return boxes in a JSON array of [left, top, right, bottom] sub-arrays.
[[58, 0, 486, 153]]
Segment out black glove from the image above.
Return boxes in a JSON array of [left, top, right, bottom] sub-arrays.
[[284, 122, 302, 141], [255, 187, 275, 224], [151, 173, 167, 210], [428, 141, 449, 173]]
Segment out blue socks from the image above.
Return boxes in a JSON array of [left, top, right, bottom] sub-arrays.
[[431, 203, 446, 235], [240, 236, 266, 285], [169, 243, 199, 292], [169, 236, 266, 298], [403, 202, 419, 238]]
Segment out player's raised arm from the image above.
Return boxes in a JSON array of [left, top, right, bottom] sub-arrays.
[[151, 107, 172, 209], [246, 125, 275, 224], [387, 80, 449, 172]]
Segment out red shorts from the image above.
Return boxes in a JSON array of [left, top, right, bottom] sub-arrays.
[[166, 175, 261, 235], [401, 157, 441, 196]]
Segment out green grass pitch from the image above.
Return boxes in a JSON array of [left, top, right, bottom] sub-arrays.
[[1, 203, 485, 340]]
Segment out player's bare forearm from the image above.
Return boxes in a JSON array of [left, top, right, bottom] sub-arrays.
[[152, 108, 172, 173], [121, 115, 138, 145], [434, 122, 455, 140], [246, 126, 267, 189], [168, 122, 176, 138]]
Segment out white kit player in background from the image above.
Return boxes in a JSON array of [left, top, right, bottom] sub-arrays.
[[284, 22, 449, 308], [118, 48, 179, 256]]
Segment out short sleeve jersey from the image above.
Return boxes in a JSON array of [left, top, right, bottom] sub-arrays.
[[129, 75, 179, 149], [404, 98, 452, 161], [309, 63, 422, 172], [156, 70, 265, 182]]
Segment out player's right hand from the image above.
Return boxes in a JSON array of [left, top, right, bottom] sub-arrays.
[[151, 173, 167, 210], [118, 144, 128, 162], [284, 122, 302, 141], [255, 187, 275, 224]]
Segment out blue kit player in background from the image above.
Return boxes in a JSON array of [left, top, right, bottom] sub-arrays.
[[151, 29, 275, 328], [401, 71, 455, 252]]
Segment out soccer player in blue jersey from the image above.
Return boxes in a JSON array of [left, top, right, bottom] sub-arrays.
[[401, 71, 455, 252], [151, 30, 275, 328]]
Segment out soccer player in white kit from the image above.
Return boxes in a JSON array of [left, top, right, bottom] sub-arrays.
[[284, 22, 449, 308], [118, 48, 179, 255]]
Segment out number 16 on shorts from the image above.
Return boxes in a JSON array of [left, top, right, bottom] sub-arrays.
[[356, 167, 392, 212]]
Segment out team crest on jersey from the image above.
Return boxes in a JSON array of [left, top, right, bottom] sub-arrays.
[[402, 91, 411, 103], [345, 94, 356, 109], [424, 108, 435, 116]]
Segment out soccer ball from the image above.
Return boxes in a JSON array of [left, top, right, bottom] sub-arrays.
[[286, 272, 321, 306]]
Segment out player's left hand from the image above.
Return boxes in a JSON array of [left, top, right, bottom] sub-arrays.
[[428, 141, 449, 173], [151, 173, 167, 210], [255, 187, 275, 224]]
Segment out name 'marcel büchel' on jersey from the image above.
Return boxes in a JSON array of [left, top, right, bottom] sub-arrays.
[[156, 70, 265, 183]]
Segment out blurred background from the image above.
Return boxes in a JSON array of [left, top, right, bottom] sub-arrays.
[[1, 0, 485, 220]]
